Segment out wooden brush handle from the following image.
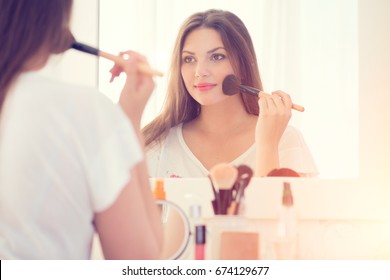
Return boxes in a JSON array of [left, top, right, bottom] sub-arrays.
[[259, 91, 304, 112], [99, 51, 163, 77], [227, 201, 238, 215], [258, 91, 304, 112], [240, 84, 304, 112], [291, 103, 305, 112]]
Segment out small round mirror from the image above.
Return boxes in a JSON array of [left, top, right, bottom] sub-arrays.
[[156, 200, 190, 259]]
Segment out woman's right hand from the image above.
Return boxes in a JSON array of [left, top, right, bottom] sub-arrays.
[[255, 90, 292, 176], [110, 51, 155, 128], [255, 90, 292, 146]]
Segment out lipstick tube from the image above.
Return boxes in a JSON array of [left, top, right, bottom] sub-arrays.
[[195, 225, 206, 260]]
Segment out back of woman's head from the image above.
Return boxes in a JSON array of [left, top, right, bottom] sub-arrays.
[[0, 0, 74, 114]]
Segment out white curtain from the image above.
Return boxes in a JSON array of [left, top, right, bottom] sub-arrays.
[[98, 0, 358, 178]]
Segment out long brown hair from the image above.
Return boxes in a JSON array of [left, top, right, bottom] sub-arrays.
[[0, 0, 73, 116], [142, 9, 262, 148]]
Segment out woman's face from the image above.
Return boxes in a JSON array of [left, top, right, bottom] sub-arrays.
[[180, 28, 235, 106]]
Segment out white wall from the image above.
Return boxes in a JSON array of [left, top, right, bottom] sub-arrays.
[[359, 0, 390, 185]]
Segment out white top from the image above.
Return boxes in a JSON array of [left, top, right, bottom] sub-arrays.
[[146, 123, 318, 177], [0, 73, 143, 259]]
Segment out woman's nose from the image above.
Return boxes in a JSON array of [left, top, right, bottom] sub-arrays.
[[195, 62, 209, 78]]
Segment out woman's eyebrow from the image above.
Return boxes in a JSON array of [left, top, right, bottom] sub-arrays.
[[182, 50, 195, 55], [207, 47, 226, 54], [181, 47, 226, 55]]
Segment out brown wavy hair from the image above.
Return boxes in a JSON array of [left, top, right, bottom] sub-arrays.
[[142, 9, 263, 148], [0, 0, 73, 116]]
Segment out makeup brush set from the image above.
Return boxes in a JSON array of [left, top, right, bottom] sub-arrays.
[[208, 163, 253, 215]]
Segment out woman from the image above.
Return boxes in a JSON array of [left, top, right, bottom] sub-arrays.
[[142, 9, 318, 178], [0, 0, 162, 259]]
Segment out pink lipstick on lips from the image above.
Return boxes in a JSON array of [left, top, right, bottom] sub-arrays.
[[194, 83, 217, 92]]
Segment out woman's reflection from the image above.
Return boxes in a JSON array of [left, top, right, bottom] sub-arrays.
[[140, 10, 318, 178]]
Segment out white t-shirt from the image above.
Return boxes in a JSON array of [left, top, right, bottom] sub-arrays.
[[0, 73, 143, 259], [146, 123, 318, 177]]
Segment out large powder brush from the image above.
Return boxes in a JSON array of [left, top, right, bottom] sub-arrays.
[[222, 74, 305, 112], [209, 163, 238, 214]]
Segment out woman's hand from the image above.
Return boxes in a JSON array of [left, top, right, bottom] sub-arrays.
[[255, 90, 292, 176], [256, 90, 292, 144], [109, 51, 155, 129]]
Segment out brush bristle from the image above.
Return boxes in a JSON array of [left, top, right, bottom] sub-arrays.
[[209, 163, 238, 190], [222, 74, 241, 96], [71, 41, 99, 56]]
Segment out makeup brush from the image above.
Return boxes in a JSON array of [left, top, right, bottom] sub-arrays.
[[208, 174, 220, 214], [222, 74, 305, 112], [227, 183, 245, 215], [232, 165, 254, 193], [71, 41, 163, 77], [228, 165, 253, 215], [209, 163, 238, 214]]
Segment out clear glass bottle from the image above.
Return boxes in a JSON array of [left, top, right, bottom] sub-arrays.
[[179, 204, 202, 259]]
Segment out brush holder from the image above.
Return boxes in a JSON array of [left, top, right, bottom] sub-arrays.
[[205, 215, 261, 260]]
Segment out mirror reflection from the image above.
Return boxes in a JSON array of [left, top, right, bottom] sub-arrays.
[[157, 200, 190, 260], [99, 0, 358, 179]]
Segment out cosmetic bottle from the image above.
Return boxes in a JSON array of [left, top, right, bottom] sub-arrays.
[[274, 182, 299, 259], [195, 225, 206, 260], [181, 204, 203, 260], [153, 179, 169, 224], [153, 178, 166, 200]]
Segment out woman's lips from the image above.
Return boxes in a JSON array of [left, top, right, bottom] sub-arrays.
[[194, 83, 217, 91]]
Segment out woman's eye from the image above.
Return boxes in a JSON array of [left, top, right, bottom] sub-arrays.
[[210, 53, 225, 61], [183, 56, 195, 63]]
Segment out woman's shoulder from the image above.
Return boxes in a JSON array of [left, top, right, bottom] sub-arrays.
[[284, 125, 301, 134], [146, 123, 182, 152], [282, 125, 305, 141], [12, 72, 127, 135], [13, 73, 103, 112], [279, 125, 312, 152], [19, 72, 115, 111]]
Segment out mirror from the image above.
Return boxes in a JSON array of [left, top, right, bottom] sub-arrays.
[[156, 200, 190, 259], [97, 0, 363, 179]]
